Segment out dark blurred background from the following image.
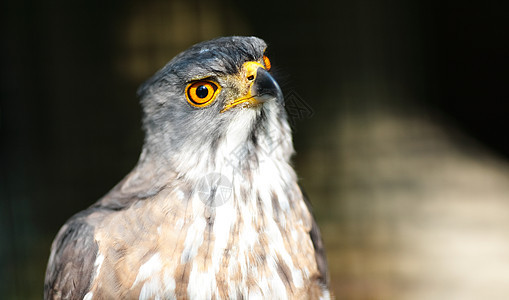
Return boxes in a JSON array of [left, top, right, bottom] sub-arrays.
[[1, 0, 508, 299]]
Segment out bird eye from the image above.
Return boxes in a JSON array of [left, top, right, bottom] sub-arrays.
[[186, 80, 220, 107], [263, 55, 271, 71]]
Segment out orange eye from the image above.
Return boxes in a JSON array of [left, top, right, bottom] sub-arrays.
[[263, 55, 271, 70], [186, 80, 220, 107]]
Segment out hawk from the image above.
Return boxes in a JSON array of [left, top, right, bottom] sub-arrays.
[[45, 36, 330, 299]]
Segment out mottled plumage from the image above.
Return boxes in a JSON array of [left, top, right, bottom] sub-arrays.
[[45, 36, 330, 299]]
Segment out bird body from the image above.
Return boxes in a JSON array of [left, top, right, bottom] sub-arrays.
[[45, 36, 329, 299]]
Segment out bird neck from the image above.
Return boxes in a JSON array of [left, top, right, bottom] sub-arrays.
[[134, 105, 297, 208]]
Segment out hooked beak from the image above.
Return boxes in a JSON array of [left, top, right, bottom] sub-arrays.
[[221, 61, 283, 112]]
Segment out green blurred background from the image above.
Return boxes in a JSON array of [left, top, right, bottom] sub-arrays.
[[1, 0, 508, 299]]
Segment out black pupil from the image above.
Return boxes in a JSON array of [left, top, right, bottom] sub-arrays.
[[196, 85, 209, 98]]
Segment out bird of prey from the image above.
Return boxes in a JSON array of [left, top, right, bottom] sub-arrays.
[[45, 36, 330, 299]]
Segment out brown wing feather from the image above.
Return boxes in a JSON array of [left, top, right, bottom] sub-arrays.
[[44, 209, 99, 300], [300, 186, 330, 286], [45, 158, 172, 299]]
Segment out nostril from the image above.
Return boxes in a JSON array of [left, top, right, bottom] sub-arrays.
[[247, 75, 255, 81]]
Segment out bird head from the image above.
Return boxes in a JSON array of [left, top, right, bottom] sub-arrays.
[[137, 36, 292, 177]]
